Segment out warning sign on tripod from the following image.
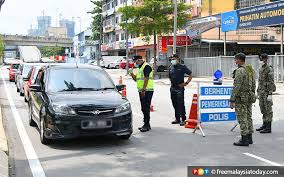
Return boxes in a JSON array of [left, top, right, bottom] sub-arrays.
[[193, 83, 237, 137], [200, 86, 236, 122]]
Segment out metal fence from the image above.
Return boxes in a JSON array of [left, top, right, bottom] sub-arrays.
[[184, 55, 284, 82]]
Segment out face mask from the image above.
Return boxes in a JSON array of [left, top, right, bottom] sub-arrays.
[[134, 63, 139, 67], [171, 60, 177, 65], [259, 60, 265, 65]]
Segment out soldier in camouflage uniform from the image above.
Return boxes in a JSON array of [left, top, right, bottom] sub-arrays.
[[230, 53, 256, 146], [256, 54, 276, 133]]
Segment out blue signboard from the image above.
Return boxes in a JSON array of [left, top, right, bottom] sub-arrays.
[[221, 11, 239, 32], [200, 86, 232, 96], [201, 112, 236, 122], [222, 0, 284, 32], [199, 85, 236, 123], [200, 99, 231, 109]]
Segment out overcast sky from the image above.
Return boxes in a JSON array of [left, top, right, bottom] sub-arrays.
[[0, 0, 93, 35]]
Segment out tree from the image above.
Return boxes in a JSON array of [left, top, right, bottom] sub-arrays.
[[118, 0, 191, 71], [88, 0, 103, 40], [0, 35, 4, 60], [40, 46, 65, 57]]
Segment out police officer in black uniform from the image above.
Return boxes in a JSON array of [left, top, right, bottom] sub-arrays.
[[169, 54, 193, 126]]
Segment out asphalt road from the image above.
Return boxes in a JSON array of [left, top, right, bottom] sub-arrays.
[[0, 66, 284, 177]]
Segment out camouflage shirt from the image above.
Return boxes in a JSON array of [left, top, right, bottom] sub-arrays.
[[230, 64, 256, 103], [257, 64, 275, 95]]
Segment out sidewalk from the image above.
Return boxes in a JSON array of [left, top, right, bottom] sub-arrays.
[[0, 106, 9, 177]]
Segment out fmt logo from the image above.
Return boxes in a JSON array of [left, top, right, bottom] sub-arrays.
[[223, 16, 235, 25], [192, 168, 209, 176]]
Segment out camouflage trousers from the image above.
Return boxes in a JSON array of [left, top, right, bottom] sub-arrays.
[[235, 103, 254, 136], [259, 93, 273, 122]]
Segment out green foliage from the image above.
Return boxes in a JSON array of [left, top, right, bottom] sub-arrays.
[[40, 46, 65, 57], [88, 0, 103, 40], [118, 0, 191, 36], [0, 35, 4, 58]]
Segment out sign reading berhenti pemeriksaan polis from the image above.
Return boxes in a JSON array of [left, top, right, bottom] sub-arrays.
[[199, 85, 236, 122], [221, 0, 284, 32]]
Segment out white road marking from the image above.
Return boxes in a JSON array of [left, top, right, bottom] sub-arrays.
[[243, 153, 282, 166], [1, 74, 46, 177]]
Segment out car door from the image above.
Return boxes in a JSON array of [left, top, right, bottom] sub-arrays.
[[30, 70, 45, 123]]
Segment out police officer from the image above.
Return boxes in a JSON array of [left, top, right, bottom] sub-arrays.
[[256, 54, 276, 133], [130, 55, 154, 132], [169, 54, 192, 126], [230, 53, 256, 146]]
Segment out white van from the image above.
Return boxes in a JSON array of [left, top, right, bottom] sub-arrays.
[[101, 56, 126, 68]]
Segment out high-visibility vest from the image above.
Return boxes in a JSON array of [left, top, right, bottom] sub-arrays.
[[136, 62, 154, 91]]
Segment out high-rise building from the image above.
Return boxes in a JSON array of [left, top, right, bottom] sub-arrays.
[[60, 19, 75, 38], [37, 16, 51, 36]]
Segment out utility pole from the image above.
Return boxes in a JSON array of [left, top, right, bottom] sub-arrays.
[[173, 0, 178, 54], [281, 24, 283, 55], [98, 14, 103, 66], [125, 0, 129, 75]]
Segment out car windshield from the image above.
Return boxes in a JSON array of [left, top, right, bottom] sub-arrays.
[[22, 65, 33, 77], [12, 64, 19, 69], [47, 68, 115, 92]]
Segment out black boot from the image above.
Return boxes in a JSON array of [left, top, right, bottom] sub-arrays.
[[256, 122, 266, 131], [140, 124, 151, 132], [138, 124, 151, 130], [248, 134, 253, 144], [171, 120, 180, 124], [260, 122, 271, 133], [233, 135, 249, 146]]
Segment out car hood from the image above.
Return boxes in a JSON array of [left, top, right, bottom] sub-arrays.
[[47, 90, 127, 108]]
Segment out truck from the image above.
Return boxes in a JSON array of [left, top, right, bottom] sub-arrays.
[[18, 46, 41, 63]]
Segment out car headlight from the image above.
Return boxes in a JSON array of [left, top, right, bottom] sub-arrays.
[[115, 102, 131, 114], [52, 104, 76, 115]]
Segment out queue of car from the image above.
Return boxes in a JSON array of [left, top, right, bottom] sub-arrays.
[[6, 60, 133, 145]]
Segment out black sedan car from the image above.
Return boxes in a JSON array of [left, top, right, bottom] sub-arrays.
[[28, 64, 132, 144]]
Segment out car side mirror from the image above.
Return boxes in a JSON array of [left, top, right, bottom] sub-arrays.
[[116, 84, 125, 92], [30, 84, 42, 92]]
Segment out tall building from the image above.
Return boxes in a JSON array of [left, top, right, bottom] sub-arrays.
[[37, 16, 51, 36], [60, 19, 75, 38]]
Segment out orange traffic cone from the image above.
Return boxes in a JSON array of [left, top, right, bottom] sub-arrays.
[[122, 86, 127, 97], [185, 94, 198, 129], [150, 104, 154, 112], [119, 76, 123, 85]]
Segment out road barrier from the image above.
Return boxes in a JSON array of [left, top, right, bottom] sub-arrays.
[[189, 81, 237, 137]]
